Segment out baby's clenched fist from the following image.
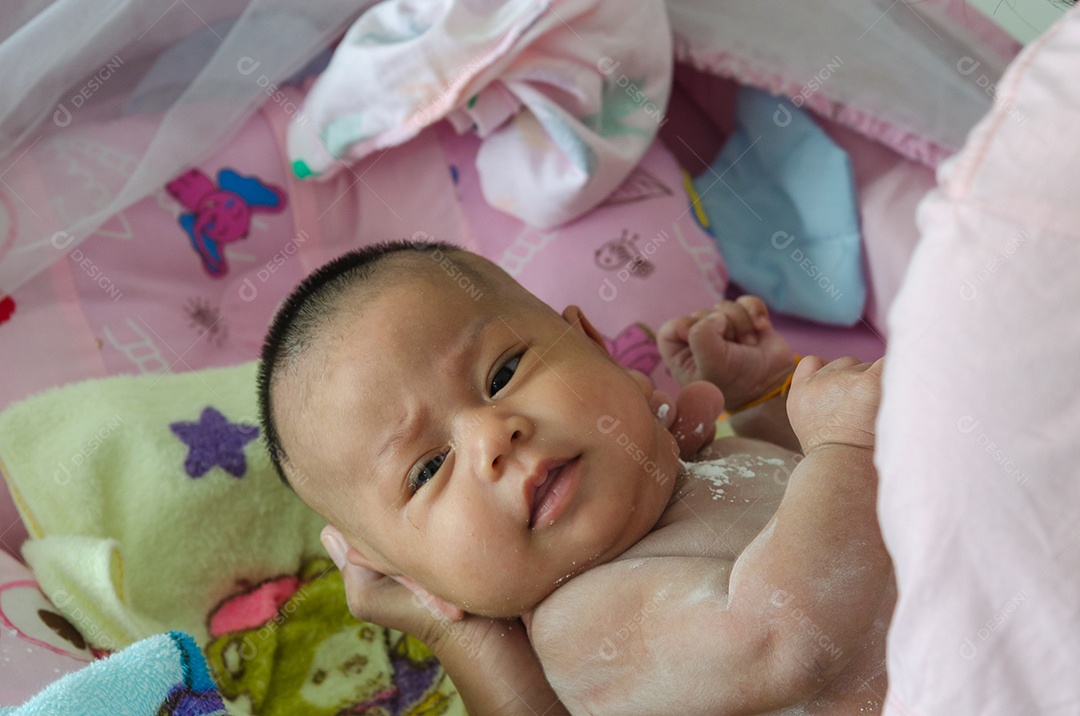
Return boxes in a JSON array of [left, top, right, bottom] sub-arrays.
[[659, 296, 796, 410], [786, 356, 883, 454]]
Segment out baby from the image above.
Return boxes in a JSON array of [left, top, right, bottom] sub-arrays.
[[258, 240, 893, 715]]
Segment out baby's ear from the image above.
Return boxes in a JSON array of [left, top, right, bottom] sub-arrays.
[[391, 575, 466, 622], [562, 305, 608, 353]]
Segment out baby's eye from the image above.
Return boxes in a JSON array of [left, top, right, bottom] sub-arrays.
[[490, 354, 522, 396], [409, 452, 446, 493]]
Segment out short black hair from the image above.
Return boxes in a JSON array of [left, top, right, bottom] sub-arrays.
[[257, 238, 459, 486]]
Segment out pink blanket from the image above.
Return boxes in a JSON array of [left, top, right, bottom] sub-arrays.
[[878, 6, 1080, 713]]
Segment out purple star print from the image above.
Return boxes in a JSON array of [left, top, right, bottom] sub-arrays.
[[169, 407, 259, 478]]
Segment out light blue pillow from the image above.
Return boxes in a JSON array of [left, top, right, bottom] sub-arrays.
[[692, 86, 865, 325]]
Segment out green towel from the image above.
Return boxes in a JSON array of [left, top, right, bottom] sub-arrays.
[[0, 361, 325, 649]]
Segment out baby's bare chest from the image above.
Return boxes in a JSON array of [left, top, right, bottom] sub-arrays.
[[621, 436, 799, 563]]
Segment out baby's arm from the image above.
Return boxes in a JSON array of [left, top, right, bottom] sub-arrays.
[[744, 356, 892, 686], [532, 358, 891, 714]]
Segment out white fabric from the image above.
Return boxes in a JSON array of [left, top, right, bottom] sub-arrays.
[[286, 0, 672, 228], [878, 6, 1080, 713]]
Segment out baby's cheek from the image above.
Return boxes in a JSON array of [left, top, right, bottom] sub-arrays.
[[580, 378, 636, 430]]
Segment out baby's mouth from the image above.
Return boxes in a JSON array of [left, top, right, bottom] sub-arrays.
[[529, 455, 582, 529]]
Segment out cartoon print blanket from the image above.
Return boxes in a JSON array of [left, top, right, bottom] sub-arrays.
[[0, 362, 463, 716]]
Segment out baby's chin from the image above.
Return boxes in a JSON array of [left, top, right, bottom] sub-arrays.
[[459, 580, 570, 619]]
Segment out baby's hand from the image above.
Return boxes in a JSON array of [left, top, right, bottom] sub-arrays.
[[658, 296, 795, 410], [786, 356, 884, 454]]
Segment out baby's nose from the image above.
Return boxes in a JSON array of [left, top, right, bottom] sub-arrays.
[[472, 410, 532, 482]]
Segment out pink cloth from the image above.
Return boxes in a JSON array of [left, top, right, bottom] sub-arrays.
[[878, 6, 1080, 713], [0, 551, 94, 705], [667, 0, 1015, 170]]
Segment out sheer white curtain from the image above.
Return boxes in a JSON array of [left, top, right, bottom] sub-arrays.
[[0, 0, 370, 294], [0, 0, 1011, 295]]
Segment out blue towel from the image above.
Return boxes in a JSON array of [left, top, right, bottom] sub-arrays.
[[0, 631, 226, 716], [692, 86, 866, 325]]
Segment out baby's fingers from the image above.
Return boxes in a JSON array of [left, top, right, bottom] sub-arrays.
[[658, 315, 696, 380], [709, 301, 758, 345], [670, 381, 724, 459], [734, 295, 771, 330], [648, 388, 677, 429], [686, 313, 732, 371], [658, 314, 692, 345], [687, 304, 759, 360]]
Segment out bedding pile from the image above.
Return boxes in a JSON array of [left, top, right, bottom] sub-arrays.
[[288, 0, 672, 229]]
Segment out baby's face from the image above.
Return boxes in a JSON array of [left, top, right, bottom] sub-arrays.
[[285, 258, 680, 617]]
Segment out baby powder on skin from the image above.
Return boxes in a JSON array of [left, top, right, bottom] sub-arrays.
[[680, 454, 786, 500]]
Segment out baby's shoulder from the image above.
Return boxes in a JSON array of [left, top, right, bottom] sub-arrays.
[[531, 435, 797, 628], [637, 435, 797, 555]]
